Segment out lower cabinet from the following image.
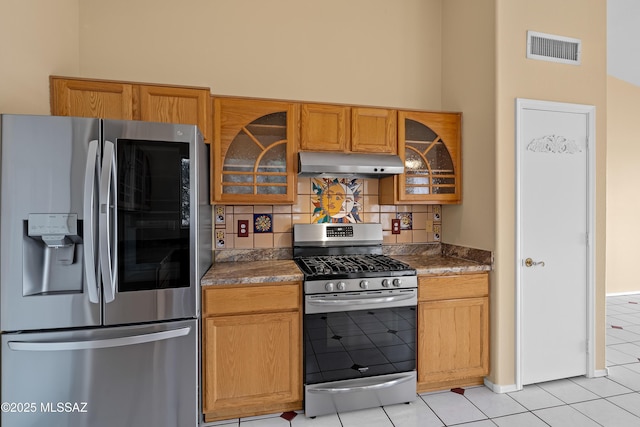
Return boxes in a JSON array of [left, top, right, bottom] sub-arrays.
[[417, 273, 490, 392], [201, 283, 302, 422], [200, 274, 488, 419]]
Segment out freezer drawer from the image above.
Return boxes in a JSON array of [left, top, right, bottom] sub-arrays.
[[1, 319, 198, 427]]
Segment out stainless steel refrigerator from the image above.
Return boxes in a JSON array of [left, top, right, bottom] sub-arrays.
[[0, 114, 211, 427]]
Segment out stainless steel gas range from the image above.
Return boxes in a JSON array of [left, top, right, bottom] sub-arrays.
[[293, 223, 418, 418]]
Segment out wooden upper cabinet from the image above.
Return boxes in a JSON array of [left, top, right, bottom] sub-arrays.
[[380, 110, 461, 205], [50, 77, 134, 120], [351, 107, 397, 154], [299, 104, 396, 154], [212, 97, 299, 204], [300, 103, 349, 151], [49, 76, 212, 142], [138, 85, 211, 141]]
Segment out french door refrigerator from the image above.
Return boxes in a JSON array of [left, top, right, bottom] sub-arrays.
[[0, 114, 211, 427]]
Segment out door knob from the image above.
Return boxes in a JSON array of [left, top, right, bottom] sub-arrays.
[[524, 258, 545, 267]]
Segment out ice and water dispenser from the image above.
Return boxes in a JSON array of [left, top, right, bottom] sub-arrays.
[[23, 213, 84, 296]]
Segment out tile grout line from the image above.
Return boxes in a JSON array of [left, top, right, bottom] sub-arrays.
[[416, 393, 448, 426]]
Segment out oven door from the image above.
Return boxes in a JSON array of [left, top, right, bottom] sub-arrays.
[[304, 288, 417, 416], [304, 288, 417, 384]]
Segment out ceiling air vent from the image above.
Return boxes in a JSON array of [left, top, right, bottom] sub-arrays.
[[527, 31, 581, 65]]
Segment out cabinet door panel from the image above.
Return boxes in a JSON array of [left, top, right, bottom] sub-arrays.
[[50, 78, 134, 120], [213, 97, 298, 204], [399, 111, 461, 203], [380, 110, 461, 204], [202, 311, 301, 413], [351, 107, 397, 154], [418, 297, 489, 384], [139, 85, 211, 142], [300, 104, 349, 152], [419, 274, 489, 301], [202, 283, 301, 316]]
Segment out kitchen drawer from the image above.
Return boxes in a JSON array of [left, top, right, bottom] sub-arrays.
[[419, 273, 488, 302], [202, 282, 301, 316]]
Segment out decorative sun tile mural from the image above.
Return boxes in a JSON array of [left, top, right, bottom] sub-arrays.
[[311, 178, 362, 223]]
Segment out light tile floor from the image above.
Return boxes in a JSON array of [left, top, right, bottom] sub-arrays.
[[203, 294, 640, 427]]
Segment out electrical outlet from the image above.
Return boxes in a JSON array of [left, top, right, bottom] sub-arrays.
[[238, 220, 249, 237], [391, 219, 401, 235]]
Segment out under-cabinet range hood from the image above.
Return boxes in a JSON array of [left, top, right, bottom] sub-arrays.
[[298, 151, 404, 178]]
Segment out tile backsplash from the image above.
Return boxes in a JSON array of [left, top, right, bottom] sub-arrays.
[[213, 178, 441, 251]]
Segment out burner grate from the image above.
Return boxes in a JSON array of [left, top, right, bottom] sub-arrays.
[[295, 254, 413, 277]]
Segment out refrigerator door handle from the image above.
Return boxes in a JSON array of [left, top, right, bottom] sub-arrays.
[[7, 326, 191, 352], [83, 139, 100, 304], [99, 140, 117, 303]]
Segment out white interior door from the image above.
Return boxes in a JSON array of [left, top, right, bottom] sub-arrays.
[[516, 99, 595, 386]]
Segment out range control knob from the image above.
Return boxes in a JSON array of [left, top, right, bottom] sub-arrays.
[[337, 281, 346, 291], [325, 282, 334, 292], [359, 280, 369, 289], [393, 278, 403, 287], [382, 279, 391, 287]]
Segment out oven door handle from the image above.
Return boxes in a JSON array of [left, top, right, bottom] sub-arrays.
[[307, 373, 415, 394], [307, 293, 415, 306]]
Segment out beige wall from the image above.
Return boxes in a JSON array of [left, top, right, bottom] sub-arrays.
[[441, 0, 499, 383], [0, 0, 80, 115], [606, 75, 640, 295], [78, 0, 443, 110], [441, 0, 496, 252], [493, 0, 607, 386]]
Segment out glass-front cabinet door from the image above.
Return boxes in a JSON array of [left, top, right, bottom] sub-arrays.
[[212, 97, 299, 204], [380, 111, 461, 204]]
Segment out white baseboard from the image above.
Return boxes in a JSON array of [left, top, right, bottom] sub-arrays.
[[593, 368, 609, 378], [483, 370, 609, 394], [606, 291, 640, 296], [483, 378, 519, 394]]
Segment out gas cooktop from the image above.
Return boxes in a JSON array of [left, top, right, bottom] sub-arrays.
[[294, 254, 416, 281], [293, 223, 418, 293]]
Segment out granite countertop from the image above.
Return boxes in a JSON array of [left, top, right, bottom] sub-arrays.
[[201, 259, 303, 286], [201, 249, 491, 287], [390, 254, 491, 276]]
